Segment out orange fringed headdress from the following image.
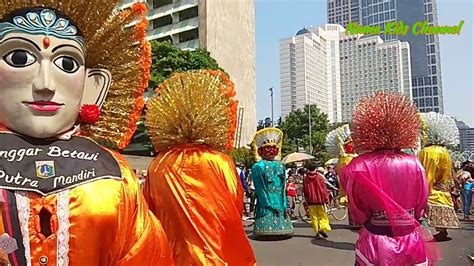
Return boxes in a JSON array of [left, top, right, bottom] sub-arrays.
[[0, 1, 151, 149], [145, 70, 238, 152], [352, 91, 421, 152]]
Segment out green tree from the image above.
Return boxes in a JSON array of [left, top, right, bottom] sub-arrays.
[[228, 146, 256, 169], [279, 105, 331, 165], [149, 41, 225, 88], [123, 41, 225, 154]]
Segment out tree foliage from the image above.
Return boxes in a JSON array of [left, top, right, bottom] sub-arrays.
[[125, 41, 225, 154], [149, 41, 225, 88], [279, 105, 331, 165], [228, 146, 256, 169]]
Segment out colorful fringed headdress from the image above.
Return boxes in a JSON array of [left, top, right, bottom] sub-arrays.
[[325, 124, 352, 156], [253, 128, 283, 161], [419, 112, 460, 149], [145, 70, 238, 152], [0, 1, 151, 149], [351, 91, 421, 152]]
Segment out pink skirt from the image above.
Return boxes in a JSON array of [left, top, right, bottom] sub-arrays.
[[355, 227, 428, 266]]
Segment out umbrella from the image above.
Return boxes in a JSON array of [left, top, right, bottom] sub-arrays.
[[282, 152, 314, 164], [325, 158, 338, 165]]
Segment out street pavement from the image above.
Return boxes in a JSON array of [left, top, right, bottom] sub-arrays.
[[247, 216, 474, 266]]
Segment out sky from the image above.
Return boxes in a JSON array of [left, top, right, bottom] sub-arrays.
[[255, 0, 474, 126]]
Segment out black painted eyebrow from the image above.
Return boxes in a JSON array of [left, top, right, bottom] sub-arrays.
[[52, 44, 84, 55], [0, 36, 41, 51]]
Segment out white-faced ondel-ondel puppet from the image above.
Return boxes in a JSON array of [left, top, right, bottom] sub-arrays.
[[0, 2, 173, 265]]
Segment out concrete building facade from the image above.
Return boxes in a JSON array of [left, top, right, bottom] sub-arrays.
[[280, 24, 411, 122], [327, 0, 361, 28], [119, 0, 256, 147], [329, 0, 444, 114], [456, 120, 474, 152]]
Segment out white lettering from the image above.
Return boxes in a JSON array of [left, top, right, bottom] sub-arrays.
[[62, 150, 70, 158], [47, 146, 62, 157], [0, 148, 43, 162], [53, 169, 97, 188], [0, 170, 38, 188], [76, 152, 85, 160]]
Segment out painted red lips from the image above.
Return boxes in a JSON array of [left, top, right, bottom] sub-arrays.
[[24, 101, 64, 112]]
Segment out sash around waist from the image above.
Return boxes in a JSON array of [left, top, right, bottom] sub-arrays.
[[364, 222, 416, 237]]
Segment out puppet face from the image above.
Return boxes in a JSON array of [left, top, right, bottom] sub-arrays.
[[0, 8, 113, 138], [258, 145, 279, 161], [0, 32, 86, 138], [344, 140, 355, 154]]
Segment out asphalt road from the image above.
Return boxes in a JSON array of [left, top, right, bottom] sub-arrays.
[[247, 217, 474, 266]]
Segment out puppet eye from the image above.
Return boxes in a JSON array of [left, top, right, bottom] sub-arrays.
[[3, 49, 37, 67]]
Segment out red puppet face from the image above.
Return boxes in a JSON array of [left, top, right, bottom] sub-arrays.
[[258, 145, 279, 161], [344, 139, 355, 154]]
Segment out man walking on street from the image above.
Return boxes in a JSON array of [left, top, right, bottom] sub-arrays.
[[304, 163, 332, 238]]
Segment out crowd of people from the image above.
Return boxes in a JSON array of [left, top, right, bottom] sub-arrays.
[[236, 92, 473, 265]]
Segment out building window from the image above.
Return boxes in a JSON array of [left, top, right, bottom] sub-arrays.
[[434, 97, 439, 106], [426, 98, 432, 106], [425, 87, 432, 96], [152, 15, 172, 30], [433, 86, 438, 95], [153, 0, 173, 9], [419, 98, 425, 107], [424, 77, 431, 85], [413, 88, 418, 97], [179, 28, 199, 43], [155, 35, 173, 43], [179, 6, 198, 21]]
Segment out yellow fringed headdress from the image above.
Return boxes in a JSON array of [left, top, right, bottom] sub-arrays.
[[145, 70, 238, 152], [0, 1, 151, 149], [325, 124, 351, 157], [253, 128, 283, 161]]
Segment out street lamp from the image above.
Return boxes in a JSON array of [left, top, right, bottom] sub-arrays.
[[269, 87, 274, 127], [308, 104, 313, 154]]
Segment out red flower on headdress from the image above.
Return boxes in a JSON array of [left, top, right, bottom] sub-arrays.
[[79, 104, 101, 124]]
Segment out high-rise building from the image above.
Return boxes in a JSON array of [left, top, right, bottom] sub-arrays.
[[329, 0, 443, 114], [340, 33, 411, 121], [119, 0, 256, 147], [327, 0, 361, 27], [280, 25, 342, 122], [456, 120, 474, 152], [280, 24, 411, 122]]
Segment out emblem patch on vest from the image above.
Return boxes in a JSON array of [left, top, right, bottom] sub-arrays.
[[0, 132, 122, 195]]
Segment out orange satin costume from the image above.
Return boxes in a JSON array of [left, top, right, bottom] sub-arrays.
[[144, 146, 256, 265], [0, 141, 173, 265], [144, 71, 256, 266]]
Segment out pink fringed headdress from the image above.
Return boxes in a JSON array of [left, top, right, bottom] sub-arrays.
[[351, 91, 421, 152]]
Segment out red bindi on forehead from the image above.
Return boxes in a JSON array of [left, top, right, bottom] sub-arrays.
[[43, 36, 50, 49]]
